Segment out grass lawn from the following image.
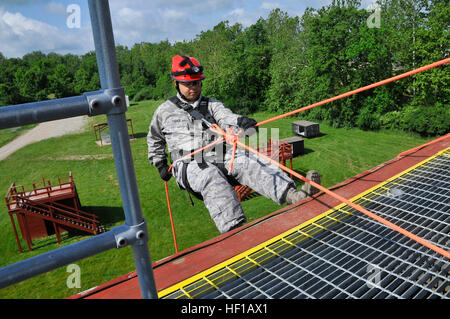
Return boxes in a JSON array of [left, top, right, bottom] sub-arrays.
[[0, 99, 434, 298]]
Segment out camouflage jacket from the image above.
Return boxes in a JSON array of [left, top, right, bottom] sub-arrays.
[[147, 94, 241, 166]]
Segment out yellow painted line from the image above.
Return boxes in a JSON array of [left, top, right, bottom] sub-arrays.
[[158, 147, 449, 298]]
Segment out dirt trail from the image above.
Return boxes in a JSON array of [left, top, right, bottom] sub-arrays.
[[0, 116, 89, 161]]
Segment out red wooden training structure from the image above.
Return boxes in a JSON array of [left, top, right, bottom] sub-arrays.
[[5, 172, 105, 253], [235, 138, 293, 201]]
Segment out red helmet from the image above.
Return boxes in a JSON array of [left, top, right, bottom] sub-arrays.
[[170, 55, 205, 82]]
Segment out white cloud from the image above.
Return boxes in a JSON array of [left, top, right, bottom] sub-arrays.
[[45, 2, 66, 16], [261, 2, 282, 10], [108, 2, 200, 47], [110, 6, 151, 46], [145, 0, 244, 14], [117, 7, 143, 19], [161, 9, 187, 20], [0, 7, 92, 58], [229, 8, 245, 17], [2, 10, 54, 35], [223, 7, 257, 27]]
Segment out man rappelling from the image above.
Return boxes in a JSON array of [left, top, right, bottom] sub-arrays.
[[147, 55, 322, 234]]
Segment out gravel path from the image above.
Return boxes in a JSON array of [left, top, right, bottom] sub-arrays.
[[0, 116, 89, 161]]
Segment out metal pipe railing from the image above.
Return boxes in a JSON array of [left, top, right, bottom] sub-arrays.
[[0, 95, 90, 129], [0, 221, 150, 289], [0, 227, 119, 288], [0, 0, 158, 299], [88, 0, 121, 90], [88, 0, 157, 298]]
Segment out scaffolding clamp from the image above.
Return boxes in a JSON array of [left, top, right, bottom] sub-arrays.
[[112, 220, 149, 249], [84, 87, 127, 117]]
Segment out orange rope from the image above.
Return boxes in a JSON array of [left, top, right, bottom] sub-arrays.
[[164, 181, 178, 253], [234, 140, 449, 259], [229, 140, 238, 174], [256, 57, 450, 127], [225, 126, 241, 173], [206, 124, 241, 173]]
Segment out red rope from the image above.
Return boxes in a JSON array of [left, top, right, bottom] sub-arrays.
[[164, 181, 178, 253]]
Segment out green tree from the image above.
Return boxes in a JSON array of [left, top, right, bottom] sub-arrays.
[[233, 18, 272, 113], [191, 21, 242, 107], [73, 51, 100, 94], [129, 41, 175, 100], [264, 9, 303, 112], [14, 59, 50, 102], [412, 0, 449, 106], [379, 0, 449, 135], [48, 63, 74, 98], [294, 1, 366, 127]]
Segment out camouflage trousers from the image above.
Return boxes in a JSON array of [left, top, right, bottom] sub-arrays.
[[172, 147, 295, 234]]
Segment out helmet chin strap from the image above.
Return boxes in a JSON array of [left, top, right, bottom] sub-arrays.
[[175, 81, 188, 101]]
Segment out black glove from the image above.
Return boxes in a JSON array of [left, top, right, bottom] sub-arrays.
[[155, 161, 172, 182], [237, 116, 258, 136]]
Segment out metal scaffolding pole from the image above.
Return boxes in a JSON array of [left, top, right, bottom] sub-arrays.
[[0, 95, 90, 129], [0, 227, 120, 288], [87, 0, 157, 299], [0, 0, 158, 299]]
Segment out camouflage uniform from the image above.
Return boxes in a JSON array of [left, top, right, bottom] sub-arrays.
[[147, 93, 295, 233]]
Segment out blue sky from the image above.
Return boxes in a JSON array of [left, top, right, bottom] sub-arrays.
[[0, 0, 375, 58]]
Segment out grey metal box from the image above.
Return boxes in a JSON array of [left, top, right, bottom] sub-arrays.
[[281, 136, 304, 157], [292, 120, 320, 138]]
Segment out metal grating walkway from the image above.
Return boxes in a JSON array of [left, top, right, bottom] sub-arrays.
[[159, 148, 450, 299]]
